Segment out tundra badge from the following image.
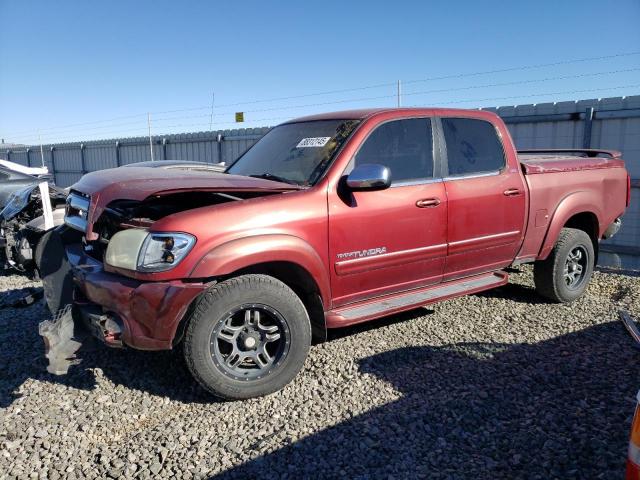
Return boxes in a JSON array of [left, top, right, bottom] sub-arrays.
[[337, 247, 387, 260]]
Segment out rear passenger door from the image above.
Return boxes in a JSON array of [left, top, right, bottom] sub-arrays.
[[438, 117, 526, 280]]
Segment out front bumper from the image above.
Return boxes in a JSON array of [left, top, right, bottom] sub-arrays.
[[66, 243, 207, 350]]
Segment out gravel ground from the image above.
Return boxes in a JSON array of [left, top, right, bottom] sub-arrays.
[[0, 266, 639, 479]]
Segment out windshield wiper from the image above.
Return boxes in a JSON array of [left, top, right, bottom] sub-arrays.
[[249, 173, 298, 185]]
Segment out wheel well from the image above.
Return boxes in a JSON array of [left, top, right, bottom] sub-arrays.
[[225, 261, 327, 344], [563, 212, 599, 261]]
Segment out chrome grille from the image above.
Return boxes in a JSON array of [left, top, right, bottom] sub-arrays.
[[64, 191, 90, 233]]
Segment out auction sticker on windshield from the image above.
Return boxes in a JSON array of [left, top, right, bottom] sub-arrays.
[[296, 137, 331, 148]]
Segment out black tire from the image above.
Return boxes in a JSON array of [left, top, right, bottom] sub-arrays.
[[183, 274, 311, 400], [533, 227, 595, 303], [35, 227, 75, 314]]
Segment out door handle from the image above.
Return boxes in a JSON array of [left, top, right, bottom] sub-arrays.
[[416, 198, 441, 208], [503, 188, 522, 197]]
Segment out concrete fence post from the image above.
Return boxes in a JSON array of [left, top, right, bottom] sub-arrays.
[[80, 143, 86, 174], [582, 107, 594, 149], [50, 147, 56, 184], [216, 133, 223, 164], [115, 141, 121, 167]]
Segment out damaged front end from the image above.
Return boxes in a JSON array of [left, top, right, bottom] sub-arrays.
[[77, 189, 262, 263], [37, 168, 301, 375], [36, 180, 292, 373]]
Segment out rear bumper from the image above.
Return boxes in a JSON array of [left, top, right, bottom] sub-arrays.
[[603, 217, 622, 239], [67, 243, 207, 350]]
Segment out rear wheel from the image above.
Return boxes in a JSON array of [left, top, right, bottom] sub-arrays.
[[183, 274, 311, 400], [533, 227, 595, 303]]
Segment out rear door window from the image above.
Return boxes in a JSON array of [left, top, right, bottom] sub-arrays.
[[353, 118, 434, 184], [441, 118, 505, 177]]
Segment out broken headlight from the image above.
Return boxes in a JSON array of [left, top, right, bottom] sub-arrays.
[[138, 232, 196, 272], [1, 186, 33, 221], [105, 230, 196, 272]]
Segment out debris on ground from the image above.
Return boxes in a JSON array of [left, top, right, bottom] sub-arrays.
[[38, 305, 85, 375], [0, 286, 43, 309]]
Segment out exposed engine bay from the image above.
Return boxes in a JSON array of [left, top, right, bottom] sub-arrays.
[[85, 189, 278, 262]]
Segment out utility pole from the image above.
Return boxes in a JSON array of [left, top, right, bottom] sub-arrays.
[[397, 80, 402, 108], [38, 131, 45, 167], [209, 92, 215, 131], [147, 113, 155, 161]]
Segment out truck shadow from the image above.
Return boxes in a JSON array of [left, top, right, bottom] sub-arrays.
[[326, 307, 434, 342], [210, 321, 640, 479], [474, 281, 552, 304], [1, 294, 638, 477]]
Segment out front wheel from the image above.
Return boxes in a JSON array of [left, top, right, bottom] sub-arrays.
[[533, 227, 595, 303], [183, 274, 311, 400]]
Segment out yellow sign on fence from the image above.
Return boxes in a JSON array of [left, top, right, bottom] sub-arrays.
[[235, 112, 244, 122]]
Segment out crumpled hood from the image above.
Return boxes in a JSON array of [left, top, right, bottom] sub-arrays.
[[71, 166, 301, 240]]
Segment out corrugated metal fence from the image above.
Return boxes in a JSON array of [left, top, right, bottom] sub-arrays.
[[0, 127, 269, 187], [482, 95, 640, 258], [0, 95, 638, 257]]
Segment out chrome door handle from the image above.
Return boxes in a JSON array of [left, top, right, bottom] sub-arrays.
[[416, 198, 441, 208], [503, 188, 522, 196]]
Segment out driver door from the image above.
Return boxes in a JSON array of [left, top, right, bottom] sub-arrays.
[[328, 117, 447, 307]]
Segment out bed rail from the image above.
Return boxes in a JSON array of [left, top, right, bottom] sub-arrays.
[[517, 149, 622, 159]]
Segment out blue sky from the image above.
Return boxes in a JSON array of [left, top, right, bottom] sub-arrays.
[[1, 0, 639, 145]]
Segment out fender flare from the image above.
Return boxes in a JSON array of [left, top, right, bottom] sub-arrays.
[[538, 191, 602, 260], [189, 234, 331, 307]]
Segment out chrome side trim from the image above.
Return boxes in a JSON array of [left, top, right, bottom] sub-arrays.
[[335, 243, 447, 276], [443, 170, 501, 181], [390, 178, 442, 188], [448, 230, 521, 248]]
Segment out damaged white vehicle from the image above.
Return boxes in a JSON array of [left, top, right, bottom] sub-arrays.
[[0, 161, 66, 278]]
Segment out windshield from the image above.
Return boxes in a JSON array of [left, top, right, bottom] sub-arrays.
[[226, 119, 360, 186]]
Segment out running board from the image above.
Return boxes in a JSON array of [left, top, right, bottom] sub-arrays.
[[326, 271, 508, 327]]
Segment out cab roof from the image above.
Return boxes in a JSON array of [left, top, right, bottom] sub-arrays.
[[283, 107, 500, 124]]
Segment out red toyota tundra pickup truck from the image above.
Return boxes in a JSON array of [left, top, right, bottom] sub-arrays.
[[38, 108, 630, 399]]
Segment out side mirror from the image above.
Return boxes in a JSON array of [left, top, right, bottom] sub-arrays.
[[346, 164, 391, 191]]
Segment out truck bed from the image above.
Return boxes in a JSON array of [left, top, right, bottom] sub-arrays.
[[518, 149, 625, 175], [515, 148, 628, 263]]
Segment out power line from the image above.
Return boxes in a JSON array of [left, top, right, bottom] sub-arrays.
[[153, 50, 640, 112], [404, 66, 640, 98], [402, 51, 640, 85], [154, 66, 640, 118], [3, 50, 639, 138], [409, 83, 640, 107], [12, 83, 639, 146], [4, 112, 148, 137], [10, 65, 639, 142]]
